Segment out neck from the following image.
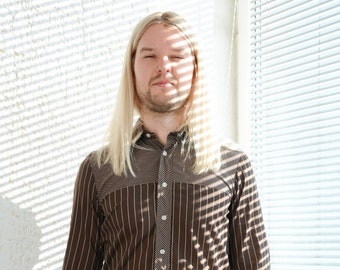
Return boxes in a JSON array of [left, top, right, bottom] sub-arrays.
[[140, 109, 185, 145]]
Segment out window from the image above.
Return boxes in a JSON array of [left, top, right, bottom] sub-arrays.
[[249, 1, 340, 269]]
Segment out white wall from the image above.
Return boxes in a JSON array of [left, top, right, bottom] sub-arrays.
[[0, 0, 235, 269]]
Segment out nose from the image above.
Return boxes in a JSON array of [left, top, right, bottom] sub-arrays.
[[157, 57, 172, 73]]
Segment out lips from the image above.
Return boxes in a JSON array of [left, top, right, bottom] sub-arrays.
[[152, 80, 175, 87]]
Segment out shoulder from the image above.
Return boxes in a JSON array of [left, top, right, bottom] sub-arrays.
[[74, 149, 110, 185], [75, 151, 99, 175], [72, 153, 98, 198], [76, 153, 94, 177], [219, 141, 254, 172], [220, 139, 245, 160], [82, 149, 112, 176], [84, 149, 118, 198], [81, 147, 112, 173]]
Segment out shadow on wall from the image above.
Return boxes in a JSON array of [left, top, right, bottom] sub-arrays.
[[0, 197, 41, 270], [0, 0, 220, 268]]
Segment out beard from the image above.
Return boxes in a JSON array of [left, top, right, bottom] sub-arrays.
[[138, 86, 191, 114], [137, 74, 191, 113], [140, 90, 183, 113], [135, 72, 193, 114]]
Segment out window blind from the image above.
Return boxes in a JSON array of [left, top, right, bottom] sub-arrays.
[[249, 0, 340, 269]]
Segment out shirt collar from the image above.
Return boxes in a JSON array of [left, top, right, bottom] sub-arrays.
[[133, 118, 188, 143]]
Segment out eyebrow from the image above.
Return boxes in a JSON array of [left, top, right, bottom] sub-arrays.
[[139, 47, 154, 53], [139, 47, 189, 53]]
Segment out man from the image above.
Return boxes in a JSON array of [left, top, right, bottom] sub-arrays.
[[63, 11, 270, 270]]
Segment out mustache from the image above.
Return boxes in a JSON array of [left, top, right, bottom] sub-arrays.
[[150, 74, 176, 85]]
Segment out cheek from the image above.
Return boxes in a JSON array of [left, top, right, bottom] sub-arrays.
[[135, 62, 154, 84], [134, 64, 146, 88], [134, 62, 141, 81], [177, 63, 195, 87]]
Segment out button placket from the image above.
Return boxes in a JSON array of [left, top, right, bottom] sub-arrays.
[[154, 148, 173, 270]]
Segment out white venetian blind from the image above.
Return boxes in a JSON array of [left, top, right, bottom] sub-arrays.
[[249, 0, 340, 269]]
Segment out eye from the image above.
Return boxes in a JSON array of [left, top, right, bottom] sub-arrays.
[[144, 54, 156, 59], [172, 55, 184, 60]]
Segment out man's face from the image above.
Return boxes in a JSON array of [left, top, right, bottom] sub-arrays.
[[134, 24, 195, 113]]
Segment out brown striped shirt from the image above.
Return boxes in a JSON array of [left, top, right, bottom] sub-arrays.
[[63, 130, 270, 269]]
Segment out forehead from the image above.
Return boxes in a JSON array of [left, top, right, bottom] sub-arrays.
[[137, 24, 191, 51]]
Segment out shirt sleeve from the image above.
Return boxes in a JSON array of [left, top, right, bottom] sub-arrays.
[[228, 152, 271, 270], [63, 156, 104, 270]]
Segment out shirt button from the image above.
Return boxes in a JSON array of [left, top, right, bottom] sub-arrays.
[[160, 249, 165, 255], [161, 215, 167, 221], [162, 150, 167, 156], [146, 133, 151, 138], [162, 182, 167, 188]]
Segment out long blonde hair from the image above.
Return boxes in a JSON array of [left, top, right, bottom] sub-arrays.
[[97, 11, 222, 176]]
